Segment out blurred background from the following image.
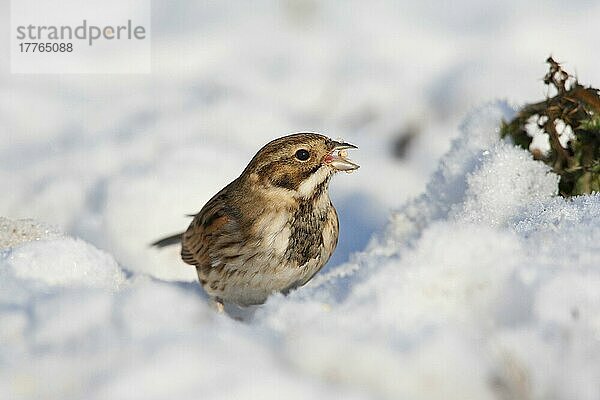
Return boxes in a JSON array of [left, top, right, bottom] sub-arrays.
[[2, 0, 599, 279]]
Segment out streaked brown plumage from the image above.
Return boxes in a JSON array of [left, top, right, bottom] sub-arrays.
[[152, 133, 359, 306]]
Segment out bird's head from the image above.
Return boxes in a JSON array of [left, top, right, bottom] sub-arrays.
[[242, 133, 359, 199]]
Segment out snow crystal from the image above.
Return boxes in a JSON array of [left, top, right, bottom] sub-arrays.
[[456, 143, 559, 226], [0, 217, 62, 249]]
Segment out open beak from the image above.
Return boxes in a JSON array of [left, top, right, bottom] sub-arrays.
[[324, 141, 360, 172]]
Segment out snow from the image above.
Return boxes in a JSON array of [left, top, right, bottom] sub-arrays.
[[1, 219, 125, 289], [3, 103, 600, 399], [2, 1, 600, 398]]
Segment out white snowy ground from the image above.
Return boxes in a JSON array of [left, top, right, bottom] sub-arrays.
[[1, 1, 600, 399]]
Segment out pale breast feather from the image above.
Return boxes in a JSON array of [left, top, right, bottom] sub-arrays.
[[252, 210, 291, 255]]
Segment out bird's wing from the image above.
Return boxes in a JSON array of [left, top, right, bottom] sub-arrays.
[[180, 186, 241, 271]]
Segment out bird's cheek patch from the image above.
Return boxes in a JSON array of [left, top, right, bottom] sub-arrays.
[[272, 173, 296, 190]]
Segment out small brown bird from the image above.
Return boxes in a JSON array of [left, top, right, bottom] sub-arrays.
[[152, 133, 359, 307]]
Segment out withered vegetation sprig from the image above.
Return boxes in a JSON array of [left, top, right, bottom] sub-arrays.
[[501, 57, 600, 196]]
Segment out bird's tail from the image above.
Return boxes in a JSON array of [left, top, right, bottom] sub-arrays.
[[151, 232, 183, 248]]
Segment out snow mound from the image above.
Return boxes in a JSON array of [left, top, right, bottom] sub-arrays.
[[2, 104, 600, 399], [457, 142, 559, 226], [3, 238, 126, 290], [0, 218, 125, 291]]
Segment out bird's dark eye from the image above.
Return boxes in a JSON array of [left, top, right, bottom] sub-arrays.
[[295, 149, 310, 161]]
